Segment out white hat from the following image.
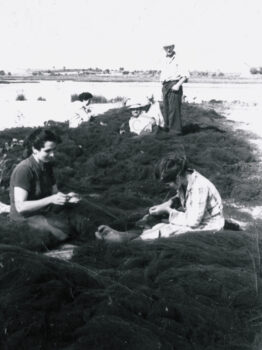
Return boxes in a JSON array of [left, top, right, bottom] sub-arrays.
[[125, 97, 150, 109], [163, 43, 175, 49]]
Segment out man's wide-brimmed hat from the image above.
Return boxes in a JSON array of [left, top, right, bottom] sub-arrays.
[[163, 43, 175, 49]]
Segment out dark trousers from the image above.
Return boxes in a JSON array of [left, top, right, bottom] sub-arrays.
[[162, 80, 183, 133], [17, 199, 119, 243], [24, 204, 90, 242]]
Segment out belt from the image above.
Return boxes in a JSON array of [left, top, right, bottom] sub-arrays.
[[162, 80, 179, 85]]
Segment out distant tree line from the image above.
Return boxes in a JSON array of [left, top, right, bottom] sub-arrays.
[[0, 70, 12, 76], [190, 70, 226, 78], [31, 68, 161, 77], [250, 67, 262, 74]]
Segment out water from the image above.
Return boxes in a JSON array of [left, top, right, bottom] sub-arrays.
[[0, 80, 261, 129], [1, 80, 261, 103]]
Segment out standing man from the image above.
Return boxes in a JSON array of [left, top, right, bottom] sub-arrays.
[[160, 43, 189, 134]]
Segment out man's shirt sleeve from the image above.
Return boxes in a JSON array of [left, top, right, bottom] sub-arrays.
[[12, 165, 33, 193]]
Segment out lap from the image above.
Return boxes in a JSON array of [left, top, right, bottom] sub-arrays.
[[140, 223, 179, 240], [24, 204, 91, 239], [25, 213, 71, 241], [140, 216, 225, 241]]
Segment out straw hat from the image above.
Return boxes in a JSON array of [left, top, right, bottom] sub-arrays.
[[125, 97, 151, 110], [163, 43, 175, 50]]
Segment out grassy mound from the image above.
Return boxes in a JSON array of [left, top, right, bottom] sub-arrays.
[[0, 102, 260, 246], [0, 231, 261, 349], [0, 102, 262, 348]]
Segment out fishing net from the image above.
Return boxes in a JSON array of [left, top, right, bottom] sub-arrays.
[[0, 103, 261, 348]]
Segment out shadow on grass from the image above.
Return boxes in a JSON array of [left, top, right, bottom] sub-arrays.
[[182, 123, 225, 135]]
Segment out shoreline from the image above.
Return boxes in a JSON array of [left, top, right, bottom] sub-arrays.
[[1, 76, 262, 84]]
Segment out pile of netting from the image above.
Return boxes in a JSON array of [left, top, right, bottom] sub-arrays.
[[0, 230, 262, 349], [0, 102, 260, 250], [0, 102, 262, 348], [0, 103, 259, 208]]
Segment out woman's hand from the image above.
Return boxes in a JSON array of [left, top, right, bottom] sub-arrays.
[[50, 192, 68, 205], [149, 204, 171, 216], [66, 192, 81, 204]]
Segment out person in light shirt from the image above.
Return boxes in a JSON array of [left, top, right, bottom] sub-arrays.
[[160, 43, 189, 134], [120, 97, 165, 136], [95, 151, 224, 242], [69, 92, 93, 128]]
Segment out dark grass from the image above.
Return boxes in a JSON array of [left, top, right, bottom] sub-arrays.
[[0, 102, 262, 349], [37, 96, 46, 101], [0, 231, 261, 349]]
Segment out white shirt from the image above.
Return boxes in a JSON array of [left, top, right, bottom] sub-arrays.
[[69, 101, 92, 128], [129, 102, 165, 135], [129, 114, 155, 135], [144, 102, 165, 128], [169, 171, 224, 229], [160, 53, 189, 83], [139, 170, 224, 240]]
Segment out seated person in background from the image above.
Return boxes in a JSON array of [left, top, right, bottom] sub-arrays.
[[69, 92, 93, 128], [120, 96, 165, 136], [95, 151, 225, 242], [9, 128, 84, 242]]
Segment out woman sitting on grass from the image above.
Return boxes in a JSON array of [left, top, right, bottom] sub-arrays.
[[9, 128, 84, 242], [69, 92, 93, 128], [120, 97, 165, 136], [95, 151, 225, 242]]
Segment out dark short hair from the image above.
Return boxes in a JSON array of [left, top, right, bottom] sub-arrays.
[[26, 128, 61, 152], [155, 151, 188, 183], [78, 92, 93, 102]]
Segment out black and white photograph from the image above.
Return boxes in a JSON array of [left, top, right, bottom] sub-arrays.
[[0, 0, 262, 349]]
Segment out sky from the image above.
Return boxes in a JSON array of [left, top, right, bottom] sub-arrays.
[[0, 0, 262, 73]]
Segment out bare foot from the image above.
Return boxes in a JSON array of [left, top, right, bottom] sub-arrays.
[[95, 225, 127, 242], [95, 225, 141, 242]]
